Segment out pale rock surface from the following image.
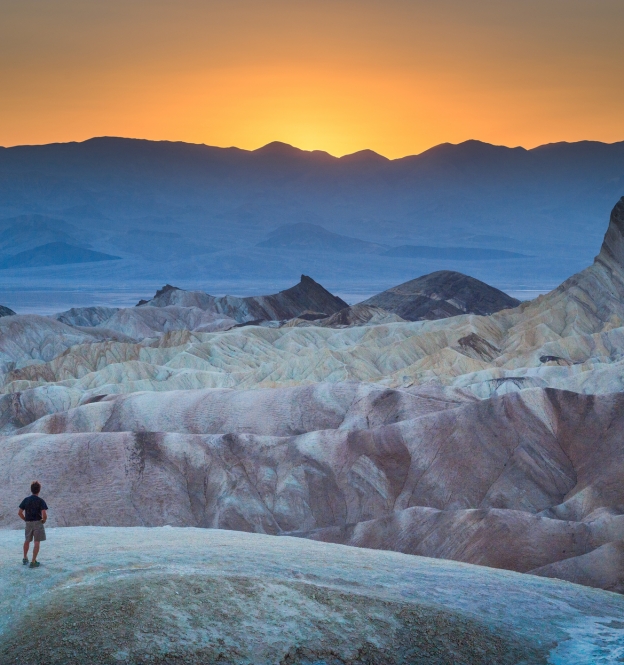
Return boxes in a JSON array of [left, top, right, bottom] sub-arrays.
[[96, 305, 237, 338], [0, 527, 622, 664], [54, 306, 120, 327], [0, 315, 98, 368], [15, 381, 469, 436]]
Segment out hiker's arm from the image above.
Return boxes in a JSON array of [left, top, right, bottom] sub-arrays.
[[18, 508, 25, 521], [41, 509, 47, 524]]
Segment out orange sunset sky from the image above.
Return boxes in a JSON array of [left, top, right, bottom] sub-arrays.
[[1, 0, 623, 158]]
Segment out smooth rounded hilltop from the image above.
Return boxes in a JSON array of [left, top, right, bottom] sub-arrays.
[[0, 527, 622, 664]]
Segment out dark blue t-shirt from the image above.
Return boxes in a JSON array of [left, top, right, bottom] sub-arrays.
[[19, 495, 48, 522]]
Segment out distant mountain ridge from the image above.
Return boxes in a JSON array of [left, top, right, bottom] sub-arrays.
[[257, 224, 529, 259], [0, 242, 120, 269], [1, 136, 623, 296], [257, 223, 387, 254], [385, 246, 527, 260]]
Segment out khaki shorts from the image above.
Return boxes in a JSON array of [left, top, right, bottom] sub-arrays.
[[25, 520, 46, 542]]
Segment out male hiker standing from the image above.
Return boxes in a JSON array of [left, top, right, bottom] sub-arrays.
[[18, 481, 48, 568]]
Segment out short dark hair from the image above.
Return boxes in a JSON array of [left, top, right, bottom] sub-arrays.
[[30, 481, 41, 495]]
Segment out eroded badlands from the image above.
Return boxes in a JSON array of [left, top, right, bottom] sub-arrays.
[[1, 197, 624, 600]]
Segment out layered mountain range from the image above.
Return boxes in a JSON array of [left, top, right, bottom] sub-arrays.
[[1, 137, 624, 309], [0, 197, 624, 597]]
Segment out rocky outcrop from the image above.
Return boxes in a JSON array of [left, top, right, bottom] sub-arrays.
[[54, 306, 119, 327], [0, 315, 100, 367], [3, 383, 624, 591], [361, 270, 521, 320], [0, 305, 15, 318], [1, 528, 621, 664], [596, 195, 624, 274], [139, 274, 348, 322], [284, 304, 406, 328]]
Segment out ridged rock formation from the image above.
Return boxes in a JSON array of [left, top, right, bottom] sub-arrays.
[[1, 197, 624, 596], [284, 304, 406, 328], [361, 270, 521, 320], [139, 274, 349, 323], [2, 382, 623, 593]]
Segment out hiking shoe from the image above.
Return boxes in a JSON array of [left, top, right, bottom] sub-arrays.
[[22, 558, 28, 565], [29, 561, 40, 568]]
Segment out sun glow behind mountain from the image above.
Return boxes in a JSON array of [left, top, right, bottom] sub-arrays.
[[1, 0, 623, 157]]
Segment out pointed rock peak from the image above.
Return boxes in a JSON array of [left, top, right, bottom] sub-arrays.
[[339, 149, 389, 164], [596, 196, 624, 272], [276, 275, 348, 310], [137, 284, 182, 306], [0, 305, 15, 318], [253, 142, 334, 161], [154, 284, 181, 298], [254, 141, 300, 156]]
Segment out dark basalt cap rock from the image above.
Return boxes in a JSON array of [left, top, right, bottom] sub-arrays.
[[361, 270, 520, 321], [0, 305, 16, 318], [137, 284, 181, 306], [154, 284, 181, 298]]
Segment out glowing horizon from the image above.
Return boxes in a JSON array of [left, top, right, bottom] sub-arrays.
[[7, 135, 624, 163], [1, 0, 623, 159]]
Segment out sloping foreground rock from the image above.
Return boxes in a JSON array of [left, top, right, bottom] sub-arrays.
[[0, 527, 622, 664], [2, 384, 624, 592]]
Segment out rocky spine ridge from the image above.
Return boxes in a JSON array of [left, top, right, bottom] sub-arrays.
[[596, 195, 624, 274]]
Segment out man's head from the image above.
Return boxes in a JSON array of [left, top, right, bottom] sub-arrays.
[[30, 481, 41, 495]]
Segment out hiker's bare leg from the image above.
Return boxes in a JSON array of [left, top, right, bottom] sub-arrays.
[[32, 541, 40, 562], [23, 541, 29, 558]]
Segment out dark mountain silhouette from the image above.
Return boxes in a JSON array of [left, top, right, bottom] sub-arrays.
[[2, 138, 622, 247], [0, 305, 15, 317], [0, 216, 78, 253], [257, 224, 387, 253], [361, 270, 521, 320], [0, 242, 121, 269], [384, 246, 528, 260], [1, 136, 623, 298]]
